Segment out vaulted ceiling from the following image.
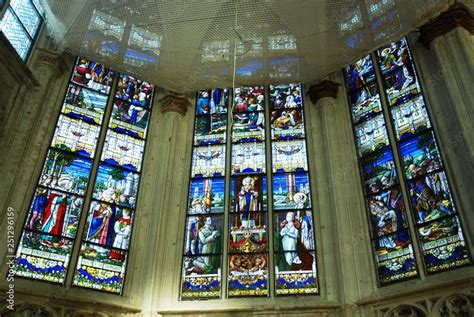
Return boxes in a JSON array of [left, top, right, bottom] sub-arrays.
[[43, 0, 453, 91]]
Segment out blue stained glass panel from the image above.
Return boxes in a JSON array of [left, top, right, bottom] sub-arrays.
[[349, 80, 382, 125], [354, 114, 389, 157], [71, 58, 115, 94], [228, 253, 268, 297], [345, 55, 375, 89], [372, 229, 418, 285], [271, 108, 305, 140], [376, 37, 411, 75], [115, 74, 154, 109], [272, 172, 311, 210], [268, 84, 303, 110], [73, 243, 127, 294], [232, 112, 265, 142], [417, 215, 470, 273], [382, 65, 421, 107], [400, 130, 443, 179], [275, 251, 318, 295], [101, 129, 145, 172], [0, 9, 32, 59], [62, 83, 109, 125], [391, 96, 431, 140], [10, 0, 41, 36], [181, 255, 221, 299], [366, 187, 408, 239], [109, 99, 150, 139], [230, 174, 267, 212], [195, 114, 227, 145], [83, 201, 134, 250], [231, 142, 266, 175], [191, 145, 226, 178], [407, 170, 456, 224], [93, 163, 140, 208], [51, 114, 100, 158], [38, 149, 93, 196], [25, 186, 84, 238], [272, 139, 308, 173], [14, 231, 73, 283], [184, 215, 223, 255], [234, 86, 265, 113], [188, 178, 225, 214], [196, 89, 229, 115], [360, 146, 398, 194]]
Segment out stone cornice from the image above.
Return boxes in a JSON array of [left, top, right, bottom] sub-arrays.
[[307, 80, 340, 104], [33, 48, 68, 76], [419, 2, 474, 48], [159, 91, 191, 116]]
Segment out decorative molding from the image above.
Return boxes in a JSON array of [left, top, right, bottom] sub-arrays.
[[307, 80, 340, 104], [159, 92, 191, 116], [419, 2, 474, 48], [33, 48, 68, 76]]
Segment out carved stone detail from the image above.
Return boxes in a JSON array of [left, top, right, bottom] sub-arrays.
[[419, 2, 474, 48], [307, 80, 340, 104], [159, 92, 191, 116], [33, 48, 68, 76], [436, 294, 474, 317]]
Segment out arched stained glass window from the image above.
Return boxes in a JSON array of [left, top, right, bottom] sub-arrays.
[[180, 84, 318, 299], [14, 57, 155, 294], [344, 37, 471, 286]]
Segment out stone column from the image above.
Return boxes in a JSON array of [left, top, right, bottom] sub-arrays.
[[307, 77, 374, 308], [0, 48, 69, 272], [419, 2, 474, 160], [135, 91, 193, 316]]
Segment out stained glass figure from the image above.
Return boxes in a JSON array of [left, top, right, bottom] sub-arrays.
[[360, 147, 398, 194], [230, 175, 267, 212], [407, 170, 456, 224], [372, 229, 418, 285], [228, 253, 268, 297], [115, 74, 154, 109], [93, 163, 140, 208], [233, 86, 265, 113], [272, 140, 308, 173], [366, 187, 408, 239], [269, 84, 302, 109], [231, 142, 266, 174], [181, 255, 221, 299], [191, 145, 226, 178], [391, 96, 430, 140], [25, 187, 83, 238], [62, 83, 109, 124], [196, 89, 229, 115], [38, 149, 92, 196], [188, 178, 225, 214], [51, 114, 100, 158], [184, 215, 223, 256], [14, 232, 73, 283], [73, 243, 127, 293], [232, 112, 265, 143], [71, 58, 115, 94], [110, 98, 151, 139], [382, 67, 421, 107], [417, 215, 470, 273], [376, 37, 411, 75], [349, 81, 382, 125], [345, 55, 375, 90], [272, 172, 311, 210], [83, 201, 133, 250], [271, 108, 305, 140], [354, 114, 389, 157], [101, 130, 145, 172], [195, 114, 227, 145], [400, 131, 442, 179]]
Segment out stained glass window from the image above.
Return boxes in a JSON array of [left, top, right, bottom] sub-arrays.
[[73, 74, 155, 293], [181, 88, 229, 299], [345, 54, 418, 285], [0, 0, 43, 60], [345, 37, 471, 285], [14, 58, 115, 284], [269, 84, 318, 295], [375, 37, 470, 274]]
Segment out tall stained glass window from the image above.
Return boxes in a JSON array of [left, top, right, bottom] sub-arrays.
[[15, 58, 115, 284], [181, 84, 318, 299], [73, 74, 155, 293], [344, 37, 471, 286], [0, 0, 44, 60]]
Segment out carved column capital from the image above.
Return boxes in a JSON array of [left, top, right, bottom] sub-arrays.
[[419, 2, 474, 48], [159, 91, 191, 116], [307, 80, 340, 104], [33, 48, 68, 76]]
